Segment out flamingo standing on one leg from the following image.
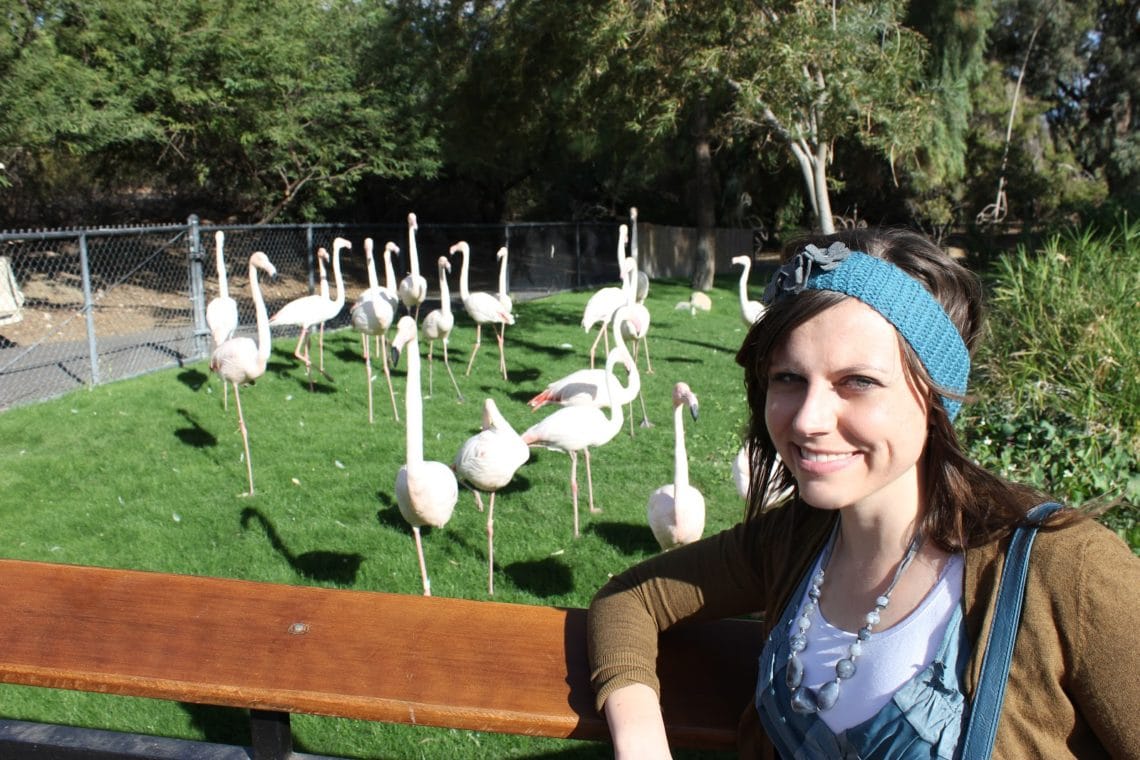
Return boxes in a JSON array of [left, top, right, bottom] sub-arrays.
[[581, 229, 634, 368], [647, 382, 706, 550], [449, 241, 515, 380], [453, 398, 530, 594], [206, 230, 240, 410], [391, 316, 458, 597], [269, 237, 349, 390], [351, 238, 400, 423], [521, 306, 634, 537], [209, 252, 277, 496], [422, 256, 464, 402], [398, 213, 428, 321], [731, 254, 765, 327]]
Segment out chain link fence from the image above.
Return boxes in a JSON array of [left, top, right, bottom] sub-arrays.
[[0, 218, 626, 411]]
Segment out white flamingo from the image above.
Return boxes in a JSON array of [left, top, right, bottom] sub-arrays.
[[422, 256, 464, 402], [731, 444, 792, 506], [206, 230, 239, 409], [350, 238, 400, 423], [392, 316, 458, 597], [398, 213, 428, 320], [731, 254, 765, 327], [581, 228, 634, 368], [269, 237, 349, 390], [528, 308, 646, 435], [521, 306, 634, 538], [647, 382, 706, 549], [453, 398, 530, 594], [495, 246, 514, 316], [449, 241, 515, 380], [628, 206, 650, 305], [208, 252, 277, 496]]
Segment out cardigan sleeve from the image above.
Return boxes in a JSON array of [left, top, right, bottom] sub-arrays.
[[586, 520, 769, 711], [1066, 521, 1140, 756]]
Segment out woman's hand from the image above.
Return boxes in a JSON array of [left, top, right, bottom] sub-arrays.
[[603, 682, 673, 759]]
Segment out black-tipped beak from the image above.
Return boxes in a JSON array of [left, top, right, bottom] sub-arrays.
[[689, 401, 700, 421], [390, 345, 402, 368]]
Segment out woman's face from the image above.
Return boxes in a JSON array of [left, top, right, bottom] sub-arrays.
[[764, 298, 931, 517]]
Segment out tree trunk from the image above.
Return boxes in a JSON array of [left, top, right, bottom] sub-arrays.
[[814, 141, 835, 234], [692, 100, 717, 291]]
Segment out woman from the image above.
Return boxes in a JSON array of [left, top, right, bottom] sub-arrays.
[[587, 229, 1139, 758]]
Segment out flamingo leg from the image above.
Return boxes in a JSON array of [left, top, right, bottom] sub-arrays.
[[568, 450, 580, 538], [442, 341, 464, 402], [318, 322, 325, 372], [232, 383, 254, 496], [495, 323, 507, 380], [362, 334, 374, 424], [293, 328, 314, 390], [472, 488, 484, 512], [412, 525, 431, 597], [588, 325, 606, 369], [487, 491, 496, 595], [465, 324, 483, 376], [425, 340, 435, 399], [381, 334, 399, 423], [585, 447, 601, 514], [638, 388, 654, 429], [222, 376, 229, 411], [642, 335, 654, 374]]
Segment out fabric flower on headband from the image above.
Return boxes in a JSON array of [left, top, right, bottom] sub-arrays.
[[762, 242, 852, 304]]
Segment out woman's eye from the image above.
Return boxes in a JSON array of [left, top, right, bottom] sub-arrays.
[[769, 372, 801, 385], [845, 376, 878, 390]]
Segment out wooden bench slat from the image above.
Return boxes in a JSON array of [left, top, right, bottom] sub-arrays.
[[0, 559, 762, 750]]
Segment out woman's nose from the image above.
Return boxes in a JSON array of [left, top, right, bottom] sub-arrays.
[[791, 381, 837, 436]]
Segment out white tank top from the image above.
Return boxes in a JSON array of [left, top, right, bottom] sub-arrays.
[[794, 552, 964, 734]]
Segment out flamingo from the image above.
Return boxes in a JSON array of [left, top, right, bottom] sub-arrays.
[[453, 398, 530, 594], [622, 210, 654, 376], [521, 306, 634, 537], [391, 316, 459, 597], [208, 252, 277, 496], [731, 444, 792, 506], [731, 254, 765, 327], [628, 206, 650, 305], [350, 238, 400, 423], [269, 237, 349, 390], [206, 230, 239, 409], [495, 246, 514, 316], [581, 228, 634, 368], [421, 256, 464, 402], [398, 213, 428, 320], [647, 382, 706, 549], [449, 241, 515, 380]]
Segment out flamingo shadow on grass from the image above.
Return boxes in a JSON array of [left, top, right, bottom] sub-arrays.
[[503, 334, 577, 360], [587, 520, 659, 556], [240, 508, 364, 586], [173, 408, 217, 448], [176, 368, 209, 391], [503, 556, 574, 598]]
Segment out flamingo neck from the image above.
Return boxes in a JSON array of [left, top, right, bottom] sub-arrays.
[[440, 269, 452, 316], [738, 262, 751, 305], [216, 243, 229, 297], [601, 343, 629, 431], [673, 403, 690, 489], [383, 250, 397, 291], [498, 253, 508, 297], [251, 264, 271, 371], [330, 246, 345, 308], [366, 255, 380, 291], [405, 335, 425, 465], [458, 249, 471, 301], [408, 228, 420, 278]]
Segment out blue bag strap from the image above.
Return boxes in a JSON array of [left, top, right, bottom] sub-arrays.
[[960, 500, 1064, 758]]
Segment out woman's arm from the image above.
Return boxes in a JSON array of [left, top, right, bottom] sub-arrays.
[[603, 683, 673, 759]]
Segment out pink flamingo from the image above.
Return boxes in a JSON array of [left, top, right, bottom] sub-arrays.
[[350, 239, 400, 423], [521, 306, 634, 537], [495, 246, 514, 316], [398, 213, 428, 320], [731, 254, 765, 327], [422, 256, 464, 402], [269, 237, 349, 390], [453, 398, 530, 594], [581, 231, 634, 369], [209, 252, 277, 495], [647, 382, 706, 550], [206, 230, 239, 410], [392, 316, 458, 596], [449, 241, 515, 380]]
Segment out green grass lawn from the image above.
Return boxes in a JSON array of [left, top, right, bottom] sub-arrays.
[[0, 275, 755, 759]]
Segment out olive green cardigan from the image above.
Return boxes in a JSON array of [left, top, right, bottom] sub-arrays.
[[587, 503, 1140, 758]]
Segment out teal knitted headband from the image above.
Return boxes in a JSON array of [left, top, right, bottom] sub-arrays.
[[762, 242, 970, 420]]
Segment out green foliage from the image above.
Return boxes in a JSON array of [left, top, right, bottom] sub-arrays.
[[960, 218, 1140, 537]]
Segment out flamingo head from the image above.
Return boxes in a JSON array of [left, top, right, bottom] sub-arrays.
[[618, 223, 628, 246], [437, 256, 450, 274], [673, 382, 699, 421], [215, 230, 225, 248], [481, 398, 499, 429], [389, 316, 418, 367], [630, 206, 638, 221], [364, 237, 374, 263], [333, 237, 351, 253], [732, 255, 751, 269], [407, 212, 418, 229], [317, 247, 330, 263], [496, 246, 508, 262], [449, 241, 469, 257], [249, 251, 277, 279], [385, 241, 400, 260]]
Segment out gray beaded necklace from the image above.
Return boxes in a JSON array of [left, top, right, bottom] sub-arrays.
[[786, 527, 925, 714]]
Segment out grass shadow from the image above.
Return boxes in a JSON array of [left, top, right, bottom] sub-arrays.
[[586, 520, 657, 556], [177, 368, 209, 391], [503, 556, 574, 598], [240, 507, 364, 585], [174, 408, 218, 448]]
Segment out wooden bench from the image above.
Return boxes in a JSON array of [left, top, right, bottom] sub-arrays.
[[0, 558, 763, 758]]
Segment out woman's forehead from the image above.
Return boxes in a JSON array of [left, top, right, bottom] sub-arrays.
[[771, 298, 903, 370]]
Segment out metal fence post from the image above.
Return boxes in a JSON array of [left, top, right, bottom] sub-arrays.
[[78, 233, 100, 386], [186, 214, 208, 359]]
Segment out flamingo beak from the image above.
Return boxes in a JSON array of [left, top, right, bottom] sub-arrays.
[[688, 398, 700, 421], [390, 345, 402, 368]]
